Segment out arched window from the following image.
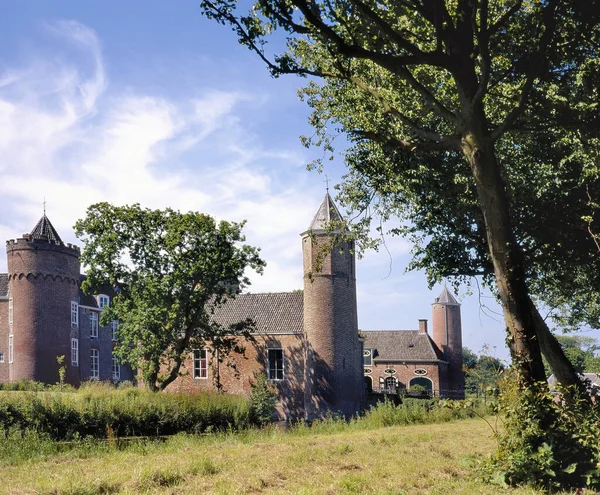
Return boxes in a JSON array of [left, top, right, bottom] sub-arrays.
[[384, 376, 397, 394], [409, 377, 434, 396], [364, 376, 373, 393]]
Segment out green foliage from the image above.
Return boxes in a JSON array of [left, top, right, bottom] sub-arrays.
[[0, 383, 255, 441], [483, 371, 600, 491], [57, 355, 66, 392], [74, 203, 265, 391], [463, 347, 505, 397], [542, 335, 600, 377], [249, 373, 278, 426]]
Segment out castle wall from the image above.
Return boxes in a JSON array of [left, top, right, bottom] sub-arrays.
[[0, 300, 8, 381], [432, 302, 464, 398], [302, 234, 364, 419], [167, 333, 306, 421], [366, 361, 443, 396], [7, 239, 80, 383]]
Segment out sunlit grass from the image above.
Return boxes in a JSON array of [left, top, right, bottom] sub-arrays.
[[0, 417, 555, 494]]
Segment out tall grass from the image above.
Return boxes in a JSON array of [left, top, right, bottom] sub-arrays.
[[0, 381, 252, 441]]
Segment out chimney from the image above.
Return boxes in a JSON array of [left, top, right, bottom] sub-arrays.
[[418, 319, 428, 334]]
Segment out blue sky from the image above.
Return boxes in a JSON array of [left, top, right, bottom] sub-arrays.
[[2, 0, 577, 363]]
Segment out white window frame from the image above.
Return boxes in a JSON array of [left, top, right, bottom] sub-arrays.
[[71, 338, 79, 367], [90, 312, 99, 338], [0, 352, 4, 363], [112, 356, 120, 381], [98, 294, 110, 309], [111, 320, 118, 341], [8, 335, 13, 364], [267, 348, 284, 381], [90, 349, 99, 379], [193, 349, 208, 379], [71, 301, 79, 329], [8, 297, 13, 327]]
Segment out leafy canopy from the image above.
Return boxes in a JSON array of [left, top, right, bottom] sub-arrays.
[[75, 203, 265, 391], [200, 0, 600, 331]]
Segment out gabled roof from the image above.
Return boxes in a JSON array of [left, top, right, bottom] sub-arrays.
[[0, 273, 8, 298], [434, 286, 460, 306], [304, 192, 346, 234], [362, 330, 445, 362], [30, 214, 63, 244], [210, 292, 304, 334]]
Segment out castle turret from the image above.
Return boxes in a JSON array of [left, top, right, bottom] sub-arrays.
[[432, 286, 464, 398], [302, 193, 364, 419], [6, 214, 80, 384]]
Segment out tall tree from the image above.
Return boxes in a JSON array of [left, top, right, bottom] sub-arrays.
[[199, 0, 600, 393], [75, 203, 265, 391]]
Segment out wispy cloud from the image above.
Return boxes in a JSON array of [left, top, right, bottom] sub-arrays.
[[0, 19, 315, 293]]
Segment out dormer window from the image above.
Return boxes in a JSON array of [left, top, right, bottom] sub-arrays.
[[98, 295, 110, 309]]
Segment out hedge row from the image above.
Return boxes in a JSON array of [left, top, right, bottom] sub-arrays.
[[0, 384, 254, 440]]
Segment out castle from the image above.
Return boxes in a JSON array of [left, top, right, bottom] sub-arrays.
[[0, 194, 464, 420]]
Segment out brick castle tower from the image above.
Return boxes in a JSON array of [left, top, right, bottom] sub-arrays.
[[432, 286, 464, 398], [6, 214, 80, 384], [302, 192, 364, 419]]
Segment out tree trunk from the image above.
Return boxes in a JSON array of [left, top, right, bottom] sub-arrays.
[[461, 132, 546, 385], [462, 129, 586, 395], [533, 308, 586, 391]]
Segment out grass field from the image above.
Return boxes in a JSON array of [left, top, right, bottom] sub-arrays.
[[0, 417, 560, 495]]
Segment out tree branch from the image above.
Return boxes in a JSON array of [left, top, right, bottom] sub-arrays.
[[490, 0, 558, 141]]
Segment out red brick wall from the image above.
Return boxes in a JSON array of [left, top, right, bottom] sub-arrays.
[[167, 333, 306, 421], [366, 361, 442, 396], [302, 234, 364, 419], [432, 302, 464, 398], [6, 239, 80, 384], [0, 300, 8, 381]]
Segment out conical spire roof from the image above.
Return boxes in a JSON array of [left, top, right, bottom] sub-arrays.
[[434, 286, 460, 306], [305, 192, 346, 234], [30, 214, 63, 244]]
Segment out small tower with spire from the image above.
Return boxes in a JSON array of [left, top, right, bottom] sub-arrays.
[[6, 213, 80, 383], [432, 286, 464, 398], [301, 192, 364, 419]]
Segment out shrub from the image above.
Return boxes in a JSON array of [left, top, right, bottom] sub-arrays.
[[249, 373, 278, 426], [482, 370, 600, 491], [0, 387, 254, 440]]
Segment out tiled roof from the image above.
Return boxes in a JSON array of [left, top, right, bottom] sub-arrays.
[[435, 286, 459, 305], [211, 292, 304, 334], [305, 192, 346, 234], [362, 330, 444, 362], [30, 215, 63, 244], [0, 273, 8, 298]]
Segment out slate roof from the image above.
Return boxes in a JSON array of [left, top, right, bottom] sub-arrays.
[[305, 192, 346, 234], [211, 292, 304, 334], [362, 330, 445, 362], [435, 286, 460, 305], [30, 214, 63, 244], [0, 273, 8, 298]]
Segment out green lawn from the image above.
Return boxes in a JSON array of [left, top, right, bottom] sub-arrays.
[[0, 417, 558, 494]]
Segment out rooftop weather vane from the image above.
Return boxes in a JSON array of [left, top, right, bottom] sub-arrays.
[[324, 174, 330, 191], [43, 198, 46, 215]]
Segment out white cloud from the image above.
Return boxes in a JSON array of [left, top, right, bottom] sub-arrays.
[[0, 19, 316, 286]]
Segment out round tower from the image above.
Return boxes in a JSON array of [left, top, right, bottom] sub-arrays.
[[432, 286, 464, 398], [6, 215, 80, 384], [302, 193, 364, 419]]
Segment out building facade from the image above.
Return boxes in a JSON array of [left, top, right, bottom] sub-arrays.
[[0, 215, 134, 385], [0, 194, 464, 419]]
